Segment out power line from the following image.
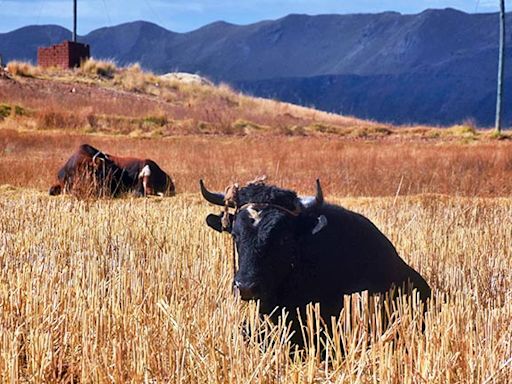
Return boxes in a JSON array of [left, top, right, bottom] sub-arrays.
[[102, 0, 112, 26], [143, 0, 164, 26], [35, 0, 55, 45], [36, 0, 46, 25]]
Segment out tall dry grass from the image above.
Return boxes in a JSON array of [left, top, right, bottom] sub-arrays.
[[0, 191, 510, 382], [6, 61, 41, 77]]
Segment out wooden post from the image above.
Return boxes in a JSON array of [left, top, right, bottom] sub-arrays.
[[495, 0, 506, 133], [73, 0, 77, 42]]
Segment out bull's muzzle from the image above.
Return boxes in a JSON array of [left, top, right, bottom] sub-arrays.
[[234, 280, 259, 301]]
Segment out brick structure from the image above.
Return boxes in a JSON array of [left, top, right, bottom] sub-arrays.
[[38, 40, 90, 69]]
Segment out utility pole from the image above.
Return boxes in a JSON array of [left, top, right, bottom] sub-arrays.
[[495, 0, 505, 133], [72, 0, 77, 42]]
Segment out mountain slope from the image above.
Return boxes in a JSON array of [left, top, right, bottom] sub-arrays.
[[236, 73, 512, 126], [1, 9, 511, 126], [0, 25, 71, 62]]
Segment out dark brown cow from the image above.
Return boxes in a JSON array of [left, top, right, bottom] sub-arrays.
[[49, 144, 175, 197]]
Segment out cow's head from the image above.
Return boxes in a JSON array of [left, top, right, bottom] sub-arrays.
[[200, 179, 327, 313]]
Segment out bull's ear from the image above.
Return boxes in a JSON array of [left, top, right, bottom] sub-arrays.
[[299, 214, 328, 236], [311, 215, 328, 235], [206, 213, 233, 233]]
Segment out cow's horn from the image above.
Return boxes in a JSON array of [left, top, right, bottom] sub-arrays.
[[314, 179, 324, 205], [92, 151, 105, 163], [301, 179, 324, 209], [200, 179, 226, 206]]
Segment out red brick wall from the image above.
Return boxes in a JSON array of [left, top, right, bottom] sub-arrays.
[[38, 41, 90, 69]]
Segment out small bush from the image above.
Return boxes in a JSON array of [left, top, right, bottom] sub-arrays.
[[80, 59, 117, 78], [307, 123, 339, 134], [13, 105, 26, 116], [0, 104, 11, 119], [6, 61, 40, 77], [0, 104, 27, 120], [113, 64, 161, 93], [446, 124, 477, 139], [231, 119, 266, 134], [143, 115, 168, 127], [369, 126, 392, 136]]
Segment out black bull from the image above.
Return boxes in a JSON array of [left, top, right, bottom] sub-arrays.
[[200, 179, 431, 343]]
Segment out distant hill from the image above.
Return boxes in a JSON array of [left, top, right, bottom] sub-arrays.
[[235, 73, 512, 126], [1, 9, 511, 126]]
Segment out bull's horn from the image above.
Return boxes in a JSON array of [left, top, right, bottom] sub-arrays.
[[92, 151, 105, 163], [314, 179, 324, 205], [200, 179, 226, 206], [301, 179, 324, 209]]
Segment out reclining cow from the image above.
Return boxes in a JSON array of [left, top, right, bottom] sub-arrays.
[[200, 178, 431, 346], [49, 144, 175, 197]]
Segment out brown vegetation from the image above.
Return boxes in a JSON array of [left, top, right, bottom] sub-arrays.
[[1, 60, 384, 137], [2, 60, 510, 139], [1, 64, 511, 198], [0, 129, 511, 197], [5, 61, 41, 77]]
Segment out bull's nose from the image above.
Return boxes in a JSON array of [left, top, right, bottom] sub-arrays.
[[234, 280, 259, 301]]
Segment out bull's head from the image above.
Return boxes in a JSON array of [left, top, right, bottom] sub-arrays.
[[200, 179, 327, 313]]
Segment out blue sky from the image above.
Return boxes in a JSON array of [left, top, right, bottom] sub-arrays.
[[0, 0, 505, 34]]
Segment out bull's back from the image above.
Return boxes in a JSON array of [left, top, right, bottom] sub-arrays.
[[312, 204, 431, 301]]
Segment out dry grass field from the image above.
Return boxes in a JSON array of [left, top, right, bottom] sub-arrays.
[[0, 192, 510, 383], [1, 130, 512, 198], [1, 62, 512, 382]]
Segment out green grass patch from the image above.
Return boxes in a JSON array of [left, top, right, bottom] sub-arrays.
[[0, 104, 27, 119], [445, 124, 478, 139]]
